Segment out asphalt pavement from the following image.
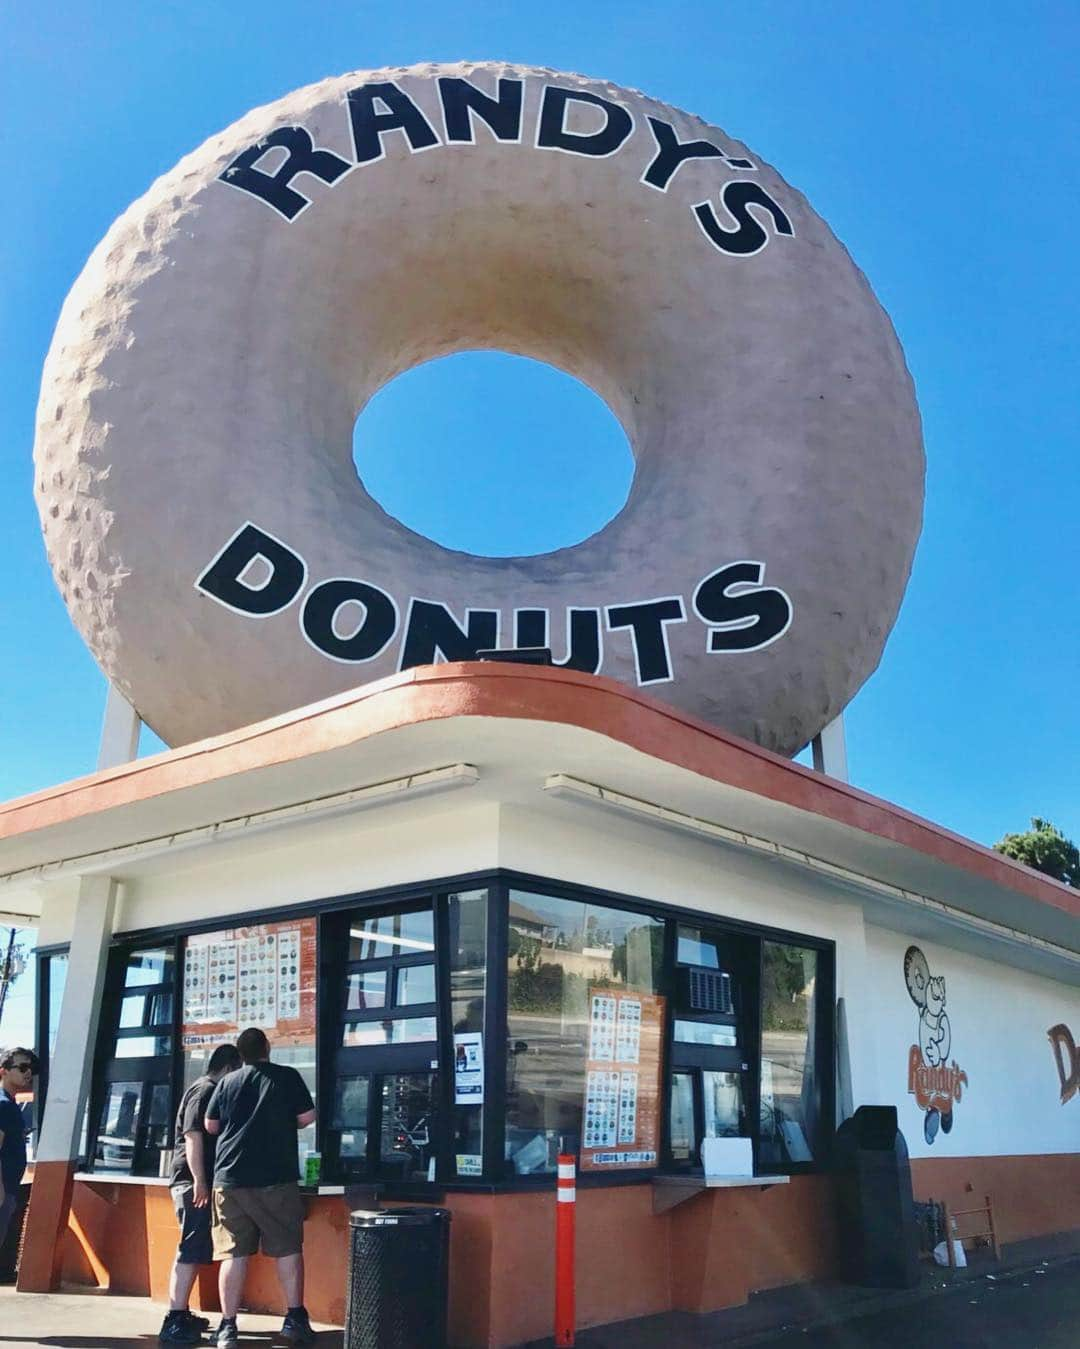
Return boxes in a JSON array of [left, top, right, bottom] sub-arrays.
[[0, 1254, 1076, 1346], [756, 1258, 1078, 1348]]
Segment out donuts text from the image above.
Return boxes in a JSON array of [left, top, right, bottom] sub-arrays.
[[196, 522, 794, 686]]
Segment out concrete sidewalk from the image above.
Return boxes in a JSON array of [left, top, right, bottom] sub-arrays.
[[2, 1239, 1077, 1348], [0, 1288, 343, 1348]]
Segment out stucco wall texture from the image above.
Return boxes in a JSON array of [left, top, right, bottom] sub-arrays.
[[56, 1163, 1079, 1345], [33, 63, 924, 753]]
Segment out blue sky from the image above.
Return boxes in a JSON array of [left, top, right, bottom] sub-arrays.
[[1, 0, 1077, 1031]]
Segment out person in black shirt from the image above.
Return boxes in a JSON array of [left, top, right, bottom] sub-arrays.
[[159, 1043, 241, 1346], [205, 1027, 316, 1348], [0, 1048, 38, 1253]]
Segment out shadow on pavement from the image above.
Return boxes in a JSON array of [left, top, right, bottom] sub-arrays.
[[0, 1340, 164, 1348], [0, 1336, 342, 1348]]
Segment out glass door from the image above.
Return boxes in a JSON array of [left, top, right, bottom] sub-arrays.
[[666, 923, 757, 1170], [324, 902, 441, 1183], [91, 944, 177, 1176]]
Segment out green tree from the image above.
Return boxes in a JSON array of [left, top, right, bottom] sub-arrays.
[[994, 818, 1079, 887]]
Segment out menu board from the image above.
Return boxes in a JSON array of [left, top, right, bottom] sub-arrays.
[[580, 986, 665, 1172], [182, 917, 316, 1050]]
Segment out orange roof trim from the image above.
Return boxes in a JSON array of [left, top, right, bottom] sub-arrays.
[[0, 663, 1075, 923]]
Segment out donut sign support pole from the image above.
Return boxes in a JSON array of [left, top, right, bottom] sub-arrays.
[[555, 1153, 576, 1346]]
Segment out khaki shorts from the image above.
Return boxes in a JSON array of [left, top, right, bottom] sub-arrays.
[[211, 1182, 304, 1259]]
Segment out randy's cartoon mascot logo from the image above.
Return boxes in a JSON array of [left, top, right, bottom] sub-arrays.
[[904, 946, 969, 1144]]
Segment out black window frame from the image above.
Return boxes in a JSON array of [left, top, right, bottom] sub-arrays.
[[32, 944, 73, 1154], [87, 937, 182, 1177], [320, 896, 441, 1187], [83, 868, 835, 1193], [497, 873, 835, 1186]]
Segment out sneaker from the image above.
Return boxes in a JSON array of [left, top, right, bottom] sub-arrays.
[[182, 1311, 211, 1333], [215, 1319, 239, 1347], [158, 1313, 203, 1345], [279, 1309, 316, 1345]]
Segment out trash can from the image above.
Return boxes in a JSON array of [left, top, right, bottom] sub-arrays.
[[834, 1105, 920, 1288], [346, 1207, 451, 1349]]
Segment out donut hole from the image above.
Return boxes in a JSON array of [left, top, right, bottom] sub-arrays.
[[352, 351, 635, 558]]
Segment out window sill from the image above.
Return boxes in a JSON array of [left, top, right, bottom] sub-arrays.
[[652, 1173, 789, 1214], [74, 1174, 347, 1197], [74, 1172, 172, 1187]]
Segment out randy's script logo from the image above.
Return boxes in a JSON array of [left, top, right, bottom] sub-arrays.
[[1047, 1024, 1079, 1105]]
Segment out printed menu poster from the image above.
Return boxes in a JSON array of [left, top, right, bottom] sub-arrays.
[[453, 1031, 484, 1105], [580, 987, 665, 1172], [182, 917, 316, 1050]]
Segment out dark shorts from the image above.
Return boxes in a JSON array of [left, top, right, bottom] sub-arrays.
[[171, 1184, 214, 1265], [0, 1194, 17, 1249]]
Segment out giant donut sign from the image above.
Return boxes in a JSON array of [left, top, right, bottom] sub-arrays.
[[34, 63, 923, 753]]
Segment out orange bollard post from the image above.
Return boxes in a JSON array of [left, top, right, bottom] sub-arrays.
[[555, 1153, 576, 1346]]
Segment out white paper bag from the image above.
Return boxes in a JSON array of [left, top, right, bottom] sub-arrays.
[[933, 1239, 967, 1268]]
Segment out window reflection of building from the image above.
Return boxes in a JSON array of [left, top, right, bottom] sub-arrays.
[[759, 943, 819, 1166], [449, 890, 487, 1176], [505, 890, 663, 1175]]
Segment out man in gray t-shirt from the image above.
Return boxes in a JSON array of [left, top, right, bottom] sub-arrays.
[[159, 1042, 240, 1346]]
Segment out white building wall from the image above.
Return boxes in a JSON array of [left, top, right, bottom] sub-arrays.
[[34, 783, 1080, 1170], [496, 801, 882, 1109], [865, 922, 1080, 1159], [32, 797, 500, 945], [36, 877, 85, 949], [111, 797, 501, 934]]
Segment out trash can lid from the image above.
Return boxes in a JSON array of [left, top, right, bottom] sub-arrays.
[[350, 1206, 451, 1227]]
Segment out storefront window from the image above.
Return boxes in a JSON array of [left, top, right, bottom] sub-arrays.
[[120, 990, 173, 1029], [113, 946, 174, 1060], [47, 953, 69, 1053], [95, 1080, 143, 1172], [676, 925, 723, 970], [115, 1034, 172, 1058], [331, 1074, 370, 1161], [758, 942, 820, 1166], [505, 890, 663, 1175], [449, 889, 487, 1179], [82, 874, 833, 1190], [349, 911, 435, 961], [125, 947, 174, 987], [180, 919, 318, 1161], [342, 1017, 437, 1047], [346, 970, 387, 1011], [702, 1069, 742, 1137], [669, 1070, 695, 1161], [396, 964, 436, 1005], [378, 1073, 438, 1181], [325, 900, 440, 1182], [91, 944, 177, 1175]]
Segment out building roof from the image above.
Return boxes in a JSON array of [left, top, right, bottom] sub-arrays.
[[0, 663, 1076, 964]]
